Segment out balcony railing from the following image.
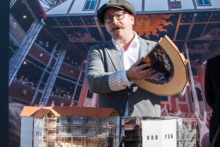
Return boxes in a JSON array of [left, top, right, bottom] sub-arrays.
[[9, 14, 26, 46]]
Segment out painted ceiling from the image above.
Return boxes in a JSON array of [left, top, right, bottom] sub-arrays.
[[45, 11, 220, 65]]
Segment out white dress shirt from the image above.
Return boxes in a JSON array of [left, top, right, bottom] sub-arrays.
[[108, 32, 141, 116], [108, 32, 140, 91]]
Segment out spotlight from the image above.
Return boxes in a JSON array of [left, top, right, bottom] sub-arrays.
[[40, 53, 43, 57], [22, 15, 27, 19]]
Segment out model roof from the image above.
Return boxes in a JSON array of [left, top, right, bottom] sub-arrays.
[[20, 106, 59, 117], [31, 108, 51, 119], [20, 106, 119, 118], [53, 107, 118, 117]]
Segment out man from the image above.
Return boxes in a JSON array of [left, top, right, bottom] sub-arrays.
[[205, 51, 220, 146], [195, 109, 210, 147], [85, 0, 186, 116]]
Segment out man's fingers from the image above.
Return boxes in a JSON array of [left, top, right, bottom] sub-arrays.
[[138, 68, 155, 79], [137, 62, 151, 70], [134, 57, 144, 66], [127, 60, 155, 81], [142, 68, 155, 77], [180, 53, 188, 65]]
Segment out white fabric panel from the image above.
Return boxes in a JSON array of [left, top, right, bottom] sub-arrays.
[[172, 0, 194, 10], [127, 0, 142, 11], [46, 0, 220, 15], [69, 0, 96, 14], [46, 0, 72, 15], [145, 0, 169, 11]]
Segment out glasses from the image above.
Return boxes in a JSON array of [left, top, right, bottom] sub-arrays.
[[104, 11, 128, 23]]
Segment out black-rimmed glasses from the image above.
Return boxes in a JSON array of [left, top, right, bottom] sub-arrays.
[[104, 11, 128, 23]]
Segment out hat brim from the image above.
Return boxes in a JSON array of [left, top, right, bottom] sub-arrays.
[[134, 35, 188, 96], [98, 5, 125, 23], [97, 1, 135, 24]]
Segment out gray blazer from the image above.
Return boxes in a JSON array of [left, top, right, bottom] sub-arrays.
[[85, 37, 184, 117]]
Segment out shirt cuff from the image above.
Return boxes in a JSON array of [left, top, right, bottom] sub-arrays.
[[121, 70, 130, 85], [109, 70, 130, 91]]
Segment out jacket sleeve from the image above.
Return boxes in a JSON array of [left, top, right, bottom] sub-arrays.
[[205, 60, 214, 108], [85, 46, 128, 94]]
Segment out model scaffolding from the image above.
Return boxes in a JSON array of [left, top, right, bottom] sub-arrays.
[[20, 106, 121, 147], [20, 107, 197, 147]]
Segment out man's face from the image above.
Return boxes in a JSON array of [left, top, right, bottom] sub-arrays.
[[104, 8, 134, 40]]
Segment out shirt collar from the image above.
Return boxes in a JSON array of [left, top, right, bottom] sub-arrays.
[[112, 32, 140, 51]]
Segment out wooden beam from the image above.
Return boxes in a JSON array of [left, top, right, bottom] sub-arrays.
[[173, 13, 182, 41]]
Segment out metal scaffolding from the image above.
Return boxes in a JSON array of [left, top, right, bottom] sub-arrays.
[[9, 18, 44, 86], [39, 49, 67, 105], [30, 42, 58, 105]]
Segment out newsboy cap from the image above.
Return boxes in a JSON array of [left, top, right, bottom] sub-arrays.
[[97, 0, 135, 24]]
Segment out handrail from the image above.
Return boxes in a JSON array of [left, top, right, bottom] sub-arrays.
[[9, 14, 26, 45]]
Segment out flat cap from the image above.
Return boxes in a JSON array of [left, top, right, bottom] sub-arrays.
[[97, 0, 135, 24]]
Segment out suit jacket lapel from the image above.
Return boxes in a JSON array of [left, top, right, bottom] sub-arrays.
[[139, 37, 157, 58], [105, 38, 157, 71], [105, 41, 123, 71]]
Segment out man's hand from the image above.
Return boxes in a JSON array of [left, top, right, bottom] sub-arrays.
[[180, 53, 188, 65], [126, 58, 155, 81]]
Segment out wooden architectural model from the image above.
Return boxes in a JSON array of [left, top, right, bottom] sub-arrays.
[[20, 106, 121, 147]]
